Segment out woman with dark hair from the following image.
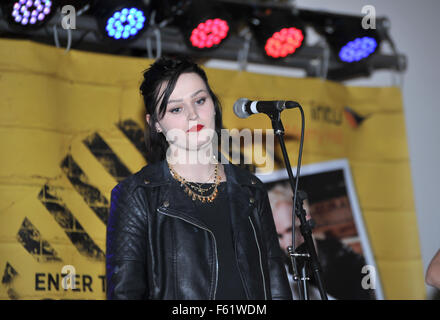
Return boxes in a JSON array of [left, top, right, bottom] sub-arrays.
[[106, 56, 292, 300]]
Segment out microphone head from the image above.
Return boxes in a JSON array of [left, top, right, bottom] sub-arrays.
[[233, 98, 250, 119]]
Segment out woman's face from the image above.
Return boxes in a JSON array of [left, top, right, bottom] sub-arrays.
[[148, 72, 216, 153], [272, 199, 312, 252], [272, 201, 296, 253]]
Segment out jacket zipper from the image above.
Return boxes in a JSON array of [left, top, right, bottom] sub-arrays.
[[248, 216, 268, 300], [157, 208, 219, 300]]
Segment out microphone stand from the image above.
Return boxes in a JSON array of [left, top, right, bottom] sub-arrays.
[[268, 101, 328, 300]]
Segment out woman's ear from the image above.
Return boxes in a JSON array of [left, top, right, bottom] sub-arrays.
[[146, 114, 162, 133]]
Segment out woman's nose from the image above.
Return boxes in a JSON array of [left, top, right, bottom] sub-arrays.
[[186, 104, 199, 120]]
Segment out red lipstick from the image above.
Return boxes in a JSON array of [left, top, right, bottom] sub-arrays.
[[187, 124, 204, 132]]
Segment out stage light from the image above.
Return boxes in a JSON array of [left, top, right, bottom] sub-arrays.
[[265, 27, 304, 58], [105, 7, 146, 40], [2, 0, 57, 29], [95, 0, 149, 42], [315, 16, 381, 64], [189, 18, 229, 49], [178, 0, 232, 50], [250, 9, 306, 59], [338, 36, 378, 63]]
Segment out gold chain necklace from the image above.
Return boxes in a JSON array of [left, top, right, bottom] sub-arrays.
[[186, 181, 217, 193], [185, 169, 217, 193], [167, 162, 221, 203]]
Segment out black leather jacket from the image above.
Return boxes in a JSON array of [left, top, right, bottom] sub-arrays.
[[106, 158, 293, 300]]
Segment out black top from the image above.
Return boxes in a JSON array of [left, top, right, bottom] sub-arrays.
[[190, 181, 248, 300]]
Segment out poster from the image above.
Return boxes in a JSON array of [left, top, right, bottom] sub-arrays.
[[258, 159, 384, 300]]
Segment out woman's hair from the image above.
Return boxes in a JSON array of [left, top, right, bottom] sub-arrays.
[[267, 182, 293, 213], [139, 55, 223, 164]]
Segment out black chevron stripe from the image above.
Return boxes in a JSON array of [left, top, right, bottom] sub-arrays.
[[117, 119, 148, 161], [1, 262, 20, 299], [83, 132, 132, 182], [16, 217, 62, 263], [38, 185, 105, 261], [60, 154, 109, 225], [2, 262, 18, 285]]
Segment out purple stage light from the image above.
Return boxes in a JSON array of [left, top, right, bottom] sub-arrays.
[[10, 0, 52, 26]]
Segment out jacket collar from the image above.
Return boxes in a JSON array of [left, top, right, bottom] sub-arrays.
[[136, 153, 263, 190]]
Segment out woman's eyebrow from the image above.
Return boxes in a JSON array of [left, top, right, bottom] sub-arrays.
[[168, 89, 207, 104]]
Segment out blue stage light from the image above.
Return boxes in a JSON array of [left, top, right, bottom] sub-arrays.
[[105, 7, 146, 40], [339, 36, 378, 63]]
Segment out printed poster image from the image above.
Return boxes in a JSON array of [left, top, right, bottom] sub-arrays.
[[257, 159, 384, 300]]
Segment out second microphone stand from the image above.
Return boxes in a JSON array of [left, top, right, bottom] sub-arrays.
[[268, 101, 328, 300]]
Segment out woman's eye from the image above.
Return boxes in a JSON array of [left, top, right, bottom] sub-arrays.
[[169, 107, 181, 113], [196, 97, 206, 105]]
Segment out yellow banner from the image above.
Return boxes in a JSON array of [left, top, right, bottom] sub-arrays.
[[0, 39, 424, 299]]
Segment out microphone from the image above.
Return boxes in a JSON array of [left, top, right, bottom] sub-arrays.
[[233, 98, 300, 119]]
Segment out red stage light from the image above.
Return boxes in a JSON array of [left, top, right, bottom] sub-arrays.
[[189, 18, 229, 49], [264, 27, 304, 58]]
